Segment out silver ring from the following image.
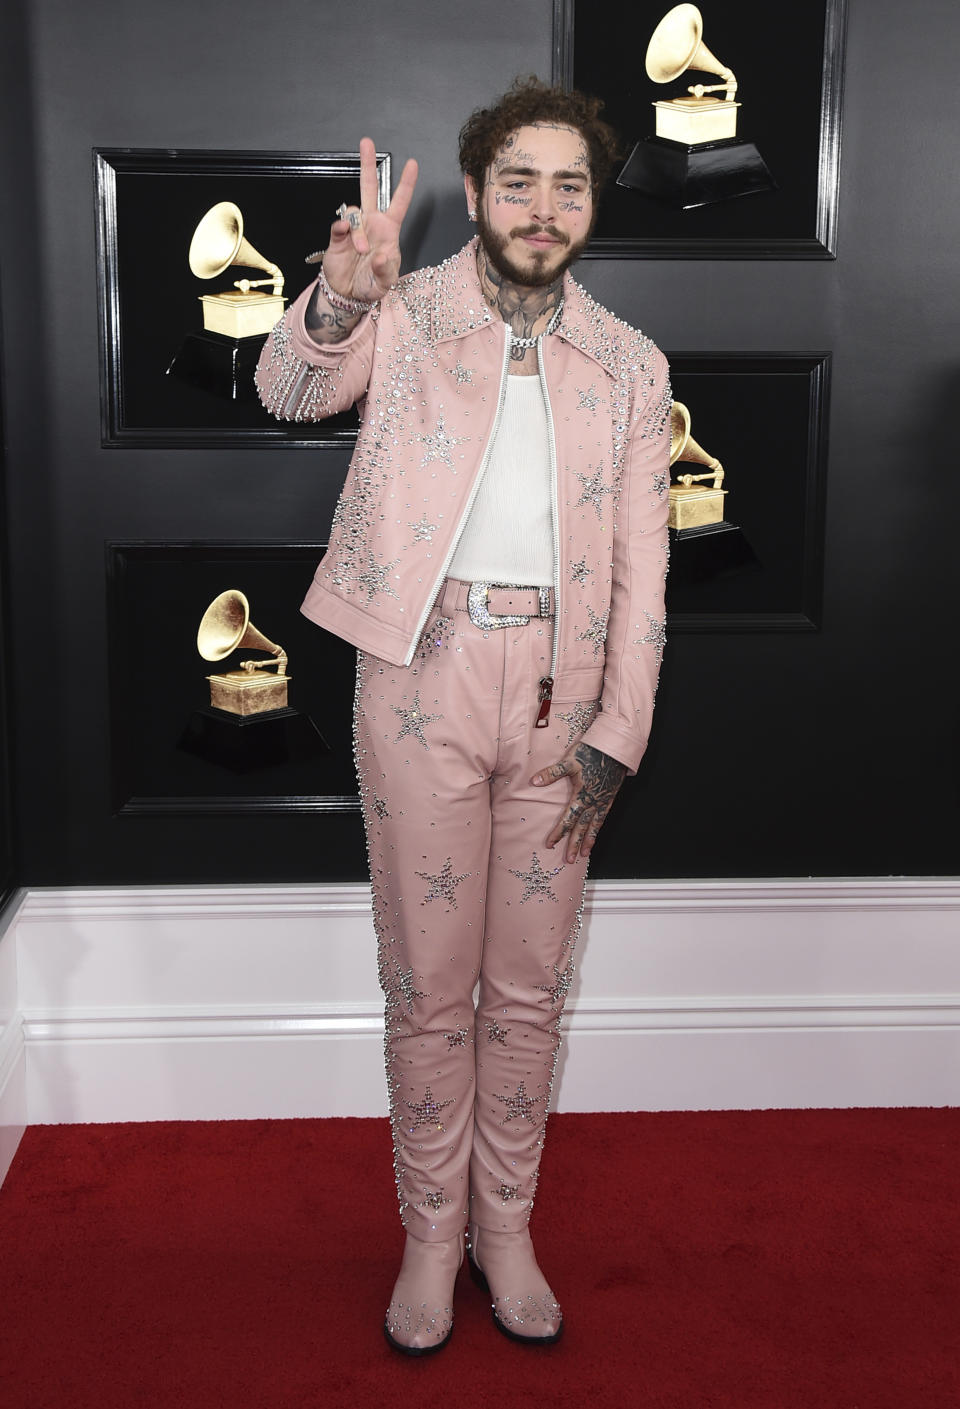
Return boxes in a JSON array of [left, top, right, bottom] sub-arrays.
[[336, 203, 362, 231]]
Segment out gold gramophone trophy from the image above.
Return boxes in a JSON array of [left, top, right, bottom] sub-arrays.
[[618, 4, 775, 209], [190, 203, 286, 338], [198, 589, 290, 716], [167, 203, 286, 400], [669, 400, 727, 530], [178, 589, 328, 773], [664, 401, 757, 595]]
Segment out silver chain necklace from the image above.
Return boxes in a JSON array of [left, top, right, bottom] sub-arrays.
[[509, 297, 564, 349]]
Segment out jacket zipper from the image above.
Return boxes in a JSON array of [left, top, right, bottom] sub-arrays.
[[403, 327, 515, 666], [535, 340, 561, 727], [280, 364, 311, 420]]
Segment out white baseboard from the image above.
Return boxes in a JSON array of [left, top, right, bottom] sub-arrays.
[[0, 1016, 27, 1181], [0, 891, 27, 1182], [4, 879, 960, 1130]]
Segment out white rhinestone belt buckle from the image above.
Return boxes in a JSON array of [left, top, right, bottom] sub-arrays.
[[466, 581, 551, 630]]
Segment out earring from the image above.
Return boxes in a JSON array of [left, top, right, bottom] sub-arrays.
[[468, 209, 477, 222]]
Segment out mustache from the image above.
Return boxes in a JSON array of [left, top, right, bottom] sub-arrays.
[[511, 225, 569, 246]]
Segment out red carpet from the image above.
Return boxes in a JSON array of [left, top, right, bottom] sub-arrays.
[[1, 1110, 958, 1408]]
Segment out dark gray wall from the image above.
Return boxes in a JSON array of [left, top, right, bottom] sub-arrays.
[[0, 0, 43, 904], [0, 373, 15, 908], [1, 0, 957, 883], [0, 353, 14, 908]]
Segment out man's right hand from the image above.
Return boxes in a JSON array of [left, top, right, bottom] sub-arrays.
[[322, 137, 419, 304]]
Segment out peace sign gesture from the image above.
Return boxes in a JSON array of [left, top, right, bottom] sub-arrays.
[[320, 137, 419, 305]]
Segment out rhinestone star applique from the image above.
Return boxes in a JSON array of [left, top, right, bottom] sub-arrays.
[[634, 610, 666, 665], [371, 790, 391, 821], [569, 558, 593, 585], [485, 1019, 510, 1045], [416, 413, 467, 468], [577, 604, 610, 657], [408, 514, 439, 544], [446, 1026, 469, 1048], [405, 1086, 455, 1133], [381, 957, 427, 1014], [509, 854, 565, 904], [572, 466, 615, 519], [495, 1183, 521, 1202], [392, 690, 443, 747], [415, 857, 472, 909], [448, 361, 474, 386], [356, 547, 401, 602], [537, 958, 575, 1007], [651, 468, 669, 498], [577, 385, 600, 410], [556, 700, 599, 747], [416, 1188, 451, 1212], [494, 1080, 546, 1125]]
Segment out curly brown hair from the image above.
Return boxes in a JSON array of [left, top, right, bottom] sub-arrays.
[[458, 75, 620, 195]]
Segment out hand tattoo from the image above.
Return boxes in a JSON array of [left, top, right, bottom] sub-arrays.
[[564, 743, 626, 836]]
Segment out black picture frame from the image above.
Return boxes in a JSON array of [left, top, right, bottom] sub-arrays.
[[106, 542, 360, 815], [552, 0, 847, 258], [664, 352, 831, 631], [94, 148, 391, 448]]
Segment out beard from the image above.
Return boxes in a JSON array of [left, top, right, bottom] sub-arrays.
[[475, 201, 593, 289]]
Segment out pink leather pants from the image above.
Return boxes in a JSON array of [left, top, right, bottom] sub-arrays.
[[354, 579, 597, 1241]]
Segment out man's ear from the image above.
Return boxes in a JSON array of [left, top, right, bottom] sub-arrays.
[[464, 173, 480, 218]]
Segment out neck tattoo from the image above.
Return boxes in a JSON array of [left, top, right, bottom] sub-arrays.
[[477, 246, 564, 361]]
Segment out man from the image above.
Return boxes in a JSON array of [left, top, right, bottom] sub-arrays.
[[256, 77, 671, 1355]]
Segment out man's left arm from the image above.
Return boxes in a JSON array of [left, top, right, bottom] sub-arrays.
[[531, 348, 672, 861]]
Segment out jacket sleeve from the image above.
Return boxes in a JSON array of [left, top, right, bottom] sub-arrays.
[[255, 276, 378, 421], [580, 348, 671, 775]]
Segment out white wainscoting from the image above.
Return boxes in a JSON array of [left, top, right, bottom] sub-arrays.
[[0, 880, 957, 1141], [0, 890, 27, 1185]]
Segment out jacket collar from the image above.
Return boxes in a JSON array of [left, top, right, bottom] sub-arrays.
[[432, 240, 619, 379]]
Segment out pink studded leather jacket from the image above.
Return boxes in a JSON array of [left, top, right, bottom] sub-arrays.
[[255, 240, 671, 774]]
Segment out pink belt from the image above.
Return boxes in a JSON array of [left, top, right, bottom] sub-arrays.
[[440, 579, 555, 629]]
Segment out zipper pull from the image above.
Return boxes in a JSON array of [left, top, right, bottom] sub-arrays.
[[535, 676, 554, 728]]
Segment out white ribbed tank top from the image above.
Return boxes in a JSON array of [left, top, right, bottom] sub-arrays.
[[447, 375, 553, 586]]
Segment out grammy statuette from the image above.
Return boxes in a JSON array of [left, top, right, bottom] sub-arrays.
[[618, 4, 776, 209], [668, 400, 726, 531], [177, 589, 328, 775], [189, 203, 286, 339], [664, 400, 759, 589], [167, 203, 287, 400], [197, 589, 290, 716]]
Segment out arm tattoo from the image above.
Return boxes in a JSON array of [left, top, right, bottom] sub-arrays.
[[304, 286, 361, 344]]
